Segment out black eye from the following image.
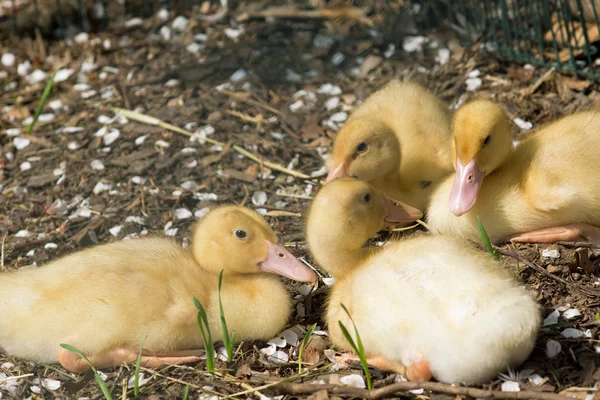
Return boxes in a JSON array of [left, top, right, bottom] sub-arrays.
[[483, 135, 491, 146], [362, 193, 372, 203], [356, 142, 368, 153], [235, 230, 247, 239]]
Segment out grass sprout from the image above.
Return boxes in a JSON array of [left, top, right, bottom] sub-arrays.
[[338, 304, 372, 390], [59, 343, 113, 400], [477, 216, 500, 260], [133, 342, 143, 397], [218, 269, 235, 363], [27, 69, 57, 135], [193, 297, 215, 374], [182, 384, 189, 400], [298, 323, 317, 373]]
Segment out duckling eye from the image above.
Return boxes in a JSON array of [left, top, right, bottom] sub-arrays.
[[362, 193, 372, 203], [234, 230, 248, 240], [483, 135, 492, 147], [356, 142, 368, 154]]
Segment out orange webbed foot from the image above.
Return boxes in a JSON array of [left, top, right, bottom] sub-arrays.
[[335, 352, 432, 382], [508, 223, 600, 244], [58, 346, 203, 373]]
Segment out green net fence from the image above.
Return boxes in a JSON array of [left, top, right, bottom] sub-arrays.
[[428, 0, 600, 78]]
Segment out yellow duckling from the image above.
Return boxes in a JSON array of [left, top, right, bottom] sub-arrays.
[[427, 99, 600, 243], [0, 205, 316, 373], [325, 80, 453, 211], [307, 178, 540, 384]]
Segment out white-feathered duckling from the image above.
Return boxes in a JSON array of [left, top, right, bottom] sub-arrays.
[[0, 205, 316, 373], [306, 178, 541, 384]]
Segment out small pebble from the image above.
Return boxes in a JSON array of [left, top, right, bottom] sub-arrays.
[[90, 160, 105, 170]]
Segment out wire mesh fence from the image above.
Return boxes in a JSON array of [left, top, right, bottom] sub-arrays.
[[434, 0, 600, 78]]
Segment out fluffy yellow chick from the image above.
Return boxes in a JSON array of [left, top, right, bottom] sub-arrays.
[[0, 206, 316, 373], [428, 99, 600, 243], [307, 178, 540, 384], [326, 80, 453, 211]]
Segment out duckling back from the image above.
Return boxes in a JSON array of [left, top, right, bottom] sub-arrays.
[[329, 235, 540, 384], [0, 238, 206, 363]]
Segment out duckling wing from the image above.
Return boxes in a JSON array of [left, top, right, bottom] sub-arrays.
[[523, 112, 600, 214]]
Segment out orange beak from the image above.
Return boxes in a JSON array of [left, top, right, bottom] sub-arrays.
[[325, 160, 348, 183]]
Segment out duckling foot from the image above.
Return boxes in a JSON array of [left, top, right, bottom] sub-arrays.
[[508, 223, 600, 244], [58, 346, 203, 373], [336, 353, 432, 382]]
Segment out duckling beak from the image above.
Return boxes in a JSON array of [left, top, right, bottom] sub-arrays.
[[325, 160, 347, 183], [383, 195, 423, 225], [449, 159, 484, 216], [259, 241, 317, 282]]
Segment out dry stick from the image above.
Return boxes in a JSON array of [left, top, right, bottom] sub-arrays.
[[112, 107, 310, 180], [271, 381, 571, 400], [219, 90, 298, 138], [139, 367, 223, 396], [555, 241, 600, 249], [236, 6, 372, 25], [521, 67, 555, 96]]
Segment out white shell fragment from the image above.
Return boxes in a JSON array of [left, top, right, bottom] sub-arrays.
[[281, 329, 298, 346], [54, 68, 74, 82], [561, 328, 584, 338], [267, 337, 286, 348], [541, 248, 560, 258], [127, 372, 148, 388], [514, 118, 533, 131], [501, 381, 520, 392], [13, 137, 31, 150], [174, 208, 193, 220], [543, 309, 560, 326], [340, 374, 366, 389], [546, 340, 562, 357], [403, 36, 427, 53], [164, 221, 178, 237], [90, 160, 105, 170], [195, 207, 210, 218], [93, 182, 112, 194], [268, 350, 289, 364], [252, 191, 268, 206], [1, 53, 15, 67], [109, 226, 122, 237], [562, 308, 582, 320]]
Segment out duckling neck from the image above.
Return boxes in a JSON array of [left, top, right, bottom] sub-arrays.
[[310, 240, 370, 279]]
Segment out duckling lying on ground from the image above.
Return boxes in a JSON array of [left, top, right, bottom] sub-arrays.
[[326, 80, 453, 211], [427, 99, 600, 243], [0, 205, 316, 373], [307, 178, 540, 384]]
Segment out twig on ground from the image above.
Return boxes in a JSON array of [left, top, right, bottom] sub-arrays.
[[555, 241, 600, 249], [521, 67, 555, 97], [112, 107, 310, 179], [139, 367, 224, 396], [236, 5, 372, 26], [269, 381, 572, 400]]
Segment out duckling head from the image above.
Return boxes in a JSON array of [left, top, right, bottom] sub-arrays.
[[449, 100, 512, 216], [192, 205, 316, 282], [307, 178, 422, 276], [326, 118, 400, 183]]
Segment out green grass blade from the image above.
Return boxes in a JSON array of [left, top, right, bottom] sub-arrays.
[[59, 344, 113, 400], [182, 384, 189, 400], [298, 323, 317, 373], [477, 216, 500, 260], [27, 69, 58, 135], [339, 304, 372, 390], [218, 269, 234, 363], [193, 297, 215, 373], [134, 343, 143, 397]]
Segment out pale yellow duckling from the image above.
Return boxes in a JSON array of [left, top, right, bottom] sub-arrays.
[[427, 99, 600, 243], [0, 205, 316, 373], [325, 80, 453, 211], [307, 178, 540, 384]]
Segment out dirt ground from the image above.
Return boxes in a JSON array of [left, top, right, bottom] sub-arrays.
[[1, 2, 600, 399]]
